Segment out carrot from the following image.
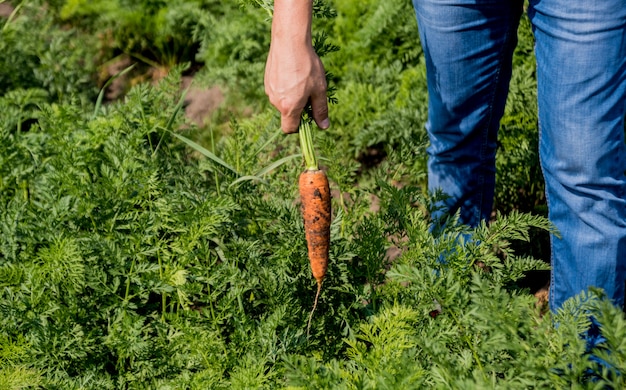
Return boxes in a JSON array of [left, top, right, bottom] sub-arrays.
[[298, 119, 331, 336], [299, 169, 331, 284]]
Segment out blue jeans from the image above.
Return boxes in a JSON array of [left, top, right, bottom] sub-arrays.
[[412, 0, 626, 311]]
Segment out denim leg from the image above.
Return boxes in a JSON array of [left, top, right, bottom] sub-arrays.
[[528, 1, 626, 310], [412, 0, 523, 227]]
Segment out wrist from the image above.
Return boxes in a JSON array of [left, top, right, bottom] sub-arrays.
[[271, 0, 313, 46]]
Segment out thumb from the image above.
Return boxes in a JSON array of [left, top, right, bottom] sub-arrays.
[[310, 91, 330, 130]]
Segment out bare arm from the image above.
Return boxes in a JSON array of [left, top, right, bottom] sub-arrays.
[[265, 0, 329, 133]]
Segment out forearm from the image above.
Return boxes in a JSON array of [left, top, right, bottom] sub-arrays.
[[271, 0, 313, 47]]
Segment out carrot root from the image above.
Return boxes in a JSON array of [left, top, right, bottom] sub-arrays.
[[299, 169, 331, 282], [306, 280, 322, 337], [299, 169, 331, 336]]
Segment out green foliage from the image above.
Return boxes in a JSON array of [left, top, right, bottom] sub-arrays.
[[193, 3, 270, 104], [0, 1, 623, 388], [59, 0, 212, 67], [284, 221, 618, 389], [0, 1, 98, 104]]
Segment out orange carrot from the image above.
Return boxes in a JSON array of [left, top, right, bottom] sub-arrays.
[[299, 169, 331, 281], [297, 118, 331, 336], [299, 168, 331, 336]]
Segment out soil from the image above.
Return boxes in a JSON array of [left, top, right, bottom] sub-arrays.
[[101, 56, 134, 101], [533, 282, 550, 312], [0, 3, 15, 18], [181, 76, 224, 128]]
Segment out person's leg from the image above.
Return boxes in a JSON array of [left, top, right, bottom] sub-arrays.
[[528, 1, 626, 310], [412, 0, 523, 228]]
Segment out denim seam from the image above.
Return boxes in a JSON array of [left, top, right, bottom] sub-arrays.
[[534, 58, 555, 310], [538, 113, 556, 311]]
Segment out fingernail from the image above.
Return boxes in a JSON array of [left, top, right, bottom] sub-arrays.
[[320, 118, 330, 129]]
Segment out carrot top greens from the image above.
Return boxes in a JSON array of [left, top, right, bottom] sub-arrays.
[[299, 117, 319, 171], [1, 1, 623, 389]]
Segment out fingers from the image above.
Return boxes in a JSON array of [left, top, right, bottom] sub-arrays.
[[279, 95, 329, 134], [268, 92, 327, 134], [277, 98, 329, 134], [280, 107, 304, 134], [310, 89, 330, 130], [266, 90, 306, 134]]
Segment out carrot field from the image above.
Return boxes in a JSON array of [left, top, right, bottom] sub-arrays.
[[1, 1, 625, 388]]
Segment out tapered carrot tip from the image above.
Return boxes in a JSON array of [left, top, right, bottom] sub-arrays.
[[298, 169, 331, 283]]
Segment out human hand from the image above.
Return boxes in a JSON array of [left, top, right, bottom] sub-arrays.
[[264, 0, 329, 134]]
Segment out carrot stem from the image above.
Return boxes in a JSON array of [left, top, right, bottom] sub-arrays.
[[298, 119, 318, 171]]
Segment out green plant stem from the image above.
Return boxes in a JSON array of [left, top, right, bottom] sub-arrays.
[[210, 129, 221, 196], [158, 251, 166, 321], [450, 310, 485, 376], [298, 119, 318, 171]]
